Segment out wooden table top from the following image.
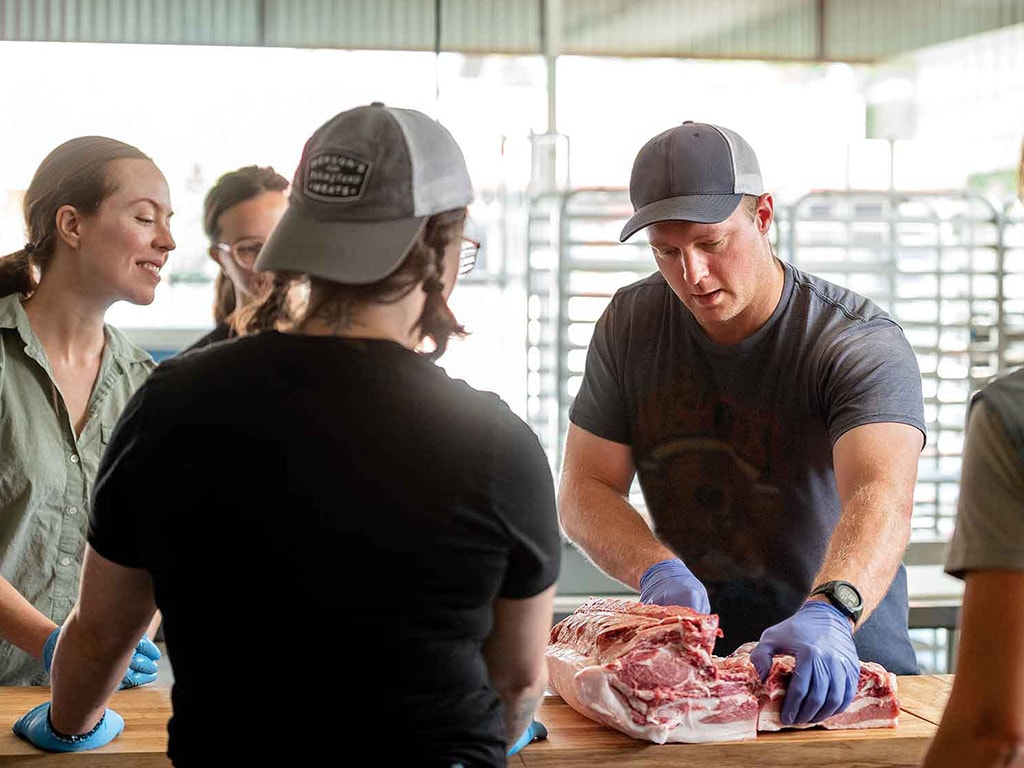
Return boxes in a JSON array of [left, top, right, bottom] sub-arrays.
[[0, 675, 953, 766], [514, 674, 954, 768]]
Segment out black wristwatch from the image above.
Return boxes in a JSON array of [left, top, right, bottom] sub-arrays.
[[809, 580, 863, 625]]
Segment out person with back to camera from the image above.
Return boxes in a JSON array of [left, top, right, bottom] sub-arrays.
[[12, 102, 560, 766], [0, 136, 168, 689], [182, 164, 290, 351], [921, 136, 1024, 768], [557, 120, 927, 727]]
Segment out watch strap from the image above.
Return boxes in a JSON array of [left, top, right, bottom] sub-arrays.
[[809, 579, 863, 624]]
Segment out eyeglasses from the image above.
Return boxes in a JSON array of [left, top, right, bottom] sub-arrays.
[[214, 238, 264, 270], [459, 237, 480, 276]]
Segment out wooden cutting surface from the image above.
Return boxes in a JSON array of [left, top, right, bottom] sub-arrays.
[[513, 674, 954, 768], [0, 675, 953, 766], [0, 684, 172, 766]]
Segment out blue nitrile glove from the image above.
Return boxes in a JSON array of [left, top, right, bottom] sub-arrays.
[[749, 600, 860, 726], [119, 634, 161, 689], [508, 719, 547, 756], [43, 627, 161, 690], [12, 701, 124, 752], [638, 558, 711, 614]]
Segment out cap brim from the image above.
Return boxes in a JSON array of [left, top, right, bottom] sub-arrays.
[[619, 194, 743, 242], [255, 206, 426, 285]]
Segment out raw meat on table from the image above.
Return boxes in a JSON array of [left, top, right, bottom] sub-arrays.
[[735, 641, 901, 731], [546, 597, 899, 744]]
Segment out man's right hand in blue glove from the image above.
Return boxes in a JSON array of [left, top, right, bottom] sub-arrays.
[[43, 627, 162, 689], [12, 701, 124, 752], [638, 558, 711, 614], [749, 600, 861, 726]]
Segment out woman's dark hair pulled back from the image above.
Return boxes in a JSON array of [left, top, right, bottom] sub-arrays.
[[203, 165, 290, 323]]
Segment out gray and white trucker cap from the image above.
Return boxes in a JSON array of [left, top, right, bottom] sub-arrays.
[[619, 121, 763, 242], [256, 102, 474, 284]]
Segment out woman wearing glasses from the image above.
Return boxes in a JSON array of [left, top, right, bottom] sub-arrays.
[[0, 135, 170, 686], [17, 103, 560, 767], [182, 164, 289, 351]]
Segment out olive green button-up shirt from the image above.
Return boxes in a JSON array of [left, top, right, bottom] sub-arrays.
[[0, 294, 155, 684]]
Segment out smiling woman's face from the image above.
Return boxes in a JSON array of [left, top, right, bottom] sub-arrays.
[[75, 157, 175, 307]]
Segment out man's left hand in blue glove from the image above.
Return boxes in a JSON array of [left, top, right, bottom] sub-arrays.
[[12, 701, 124, 753], [748, 600, 860, 726], [43, 627, 161, 690]]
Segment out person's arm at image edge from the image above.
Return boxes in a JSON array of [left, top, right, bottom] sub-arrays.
[[557, 423, 677, 590], [48, 545, 156, 735], [815, 421, 922, 623], [0, 577, 58, 663], [923, 401, 1024, 767], [483, 585, 557, 747]]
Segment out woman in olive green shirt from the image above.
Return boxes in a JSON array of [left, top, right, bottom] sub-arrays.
[[0, 136, 171, 685]]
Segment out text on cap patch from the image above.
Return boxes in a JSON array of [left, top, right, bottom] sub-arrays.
[[306, 152, 371, 201]]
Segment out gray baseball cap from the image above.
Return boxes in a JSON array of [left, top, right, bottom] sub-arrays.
[[256, 102, 474, 284], [619, 121, 763, 242]]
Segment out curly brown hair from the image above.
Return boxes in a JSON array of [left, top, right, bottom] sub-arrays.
[[234, 208, 468, 360]]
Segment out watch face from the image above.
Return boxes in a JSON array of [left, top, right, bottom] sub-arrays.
[[835, 582, 861, 610]]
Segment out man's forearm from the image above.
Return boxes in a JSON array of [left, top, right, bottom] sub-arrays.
[[559, 475, 677, 590], [814, 481, 912, 623]]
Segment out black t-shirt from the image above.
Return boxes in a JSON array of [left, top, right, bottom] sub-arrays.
[[180, 321, 231, 353], [570, 262, 926, 673], [90, 332, 562, 767]]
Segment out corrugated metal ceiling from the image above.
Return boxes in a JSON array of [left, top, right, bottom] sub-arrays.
[[0, 0, 1021, 62]]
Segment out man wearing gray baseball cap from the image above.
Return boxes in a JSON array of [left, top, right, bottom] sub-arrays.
[[14, 103, 559, 766], [558, 121, 927, 727]]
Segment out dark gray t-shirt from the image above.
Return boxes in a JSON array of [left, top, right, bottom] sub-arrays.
[[570, 261, 926, 673]]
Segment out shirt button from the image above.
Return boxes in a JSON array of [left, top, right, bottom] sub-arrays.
[[67, 506, 78, 515], [69, 454, 80, 464], [59, 557, 71, 566]]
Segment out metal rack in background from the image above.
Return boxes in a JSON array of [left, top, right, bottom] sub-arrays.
[[525, 188, 650, 491], [782, 190, 1024, 540], [526, 187, 1024, 538]]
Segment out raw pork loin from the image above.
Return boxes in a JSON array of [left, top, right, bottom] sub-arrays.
[[546, 598, 899, 744], [546, 598, 761, 743], [732, 642, 901, 731]]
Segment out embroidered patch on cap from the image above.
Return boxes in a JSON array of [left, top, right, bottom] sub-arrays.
[[305, 151, 371, 201]]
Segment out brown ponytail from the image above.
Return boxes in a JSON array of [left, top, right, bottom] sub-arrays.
[[0, 249, 38, 298]]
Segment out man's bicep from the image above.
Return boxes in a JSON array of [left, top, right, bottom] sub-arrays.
[[560, 422, 635, 497], [832, 421, 922, 505]]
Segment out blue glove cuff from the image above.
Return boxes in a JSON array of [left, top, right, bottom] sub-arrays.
[[47, 710, 106, 744], [639, 558, 687, 589], [801, 599, 856, 635]]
